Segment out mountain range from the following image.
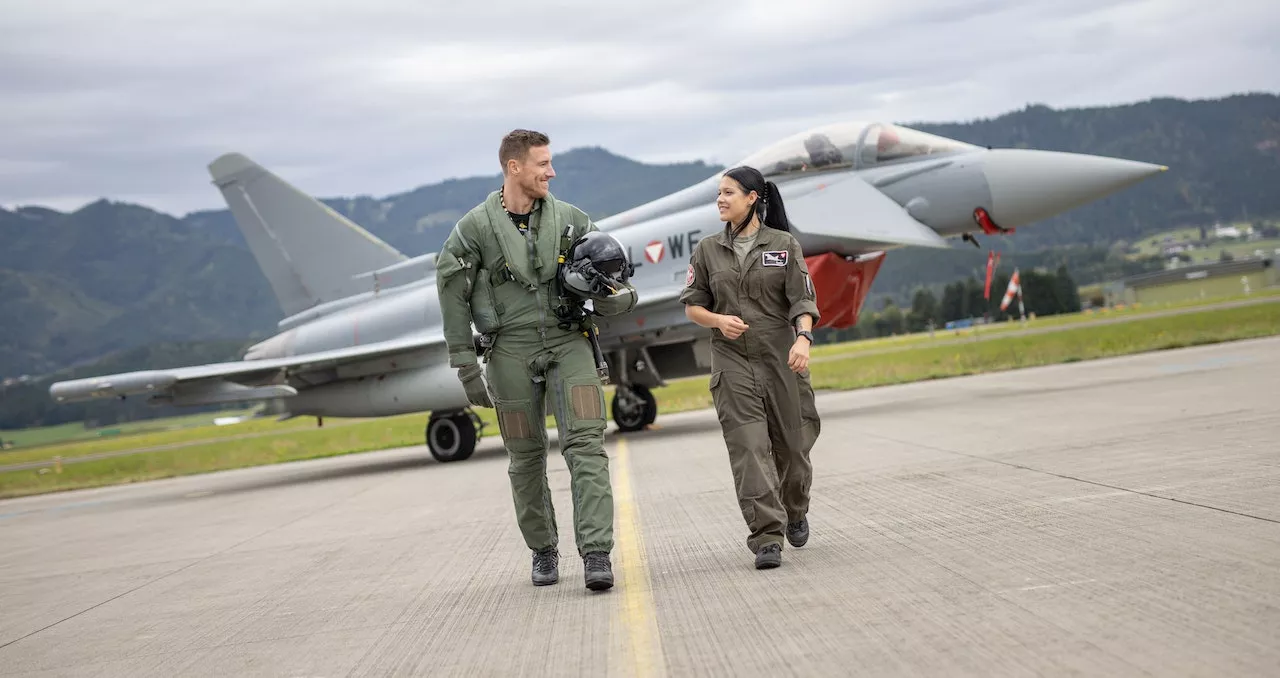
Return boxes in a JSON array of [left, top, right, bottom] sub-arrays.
[[2, 92, 1278, 428]]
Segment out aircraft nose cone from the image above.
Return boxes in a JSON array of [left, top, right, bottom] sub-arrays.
[[981, 149, 1167, 229]]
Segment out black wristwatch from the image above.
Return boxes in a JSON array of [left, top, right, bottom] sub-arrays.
[[796, 330, 814, 345]]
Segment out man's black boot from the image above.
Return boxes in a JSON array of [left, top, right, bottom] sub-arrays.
[[531, 547, 559, 586], [755, 543, 782, 569], [583, 551, 614, 591], [787, 518, 809, 548]]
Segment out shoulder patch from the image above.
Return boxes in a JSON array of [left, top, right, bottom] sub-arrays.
[[686, 263, 695, 287], [762, 250, 788, 267]]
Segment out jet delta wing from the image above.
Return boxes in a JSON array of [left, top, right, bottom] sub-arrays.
[[49, 332, 455, 408], [49, 120, 1167, 463]]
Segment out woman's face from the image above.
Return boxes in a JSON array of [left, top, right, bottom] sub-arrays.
[[717, 176, 756, 224]]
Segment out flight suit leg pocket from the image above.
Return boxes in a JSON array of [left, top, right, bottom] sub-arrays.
[[562, 378, 606, 433], [709, 370, 764, 432], [496, 398, 538, 447], [708, 371, 727, 428], [797, 372, 821, 445], [494, 394, 557, 549], [724, 420, 780, 549]]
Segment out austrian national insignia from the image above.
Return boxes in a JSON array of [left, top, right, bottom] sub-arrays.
[[685, 263, 695, 286], [762, 250, 788, 267]]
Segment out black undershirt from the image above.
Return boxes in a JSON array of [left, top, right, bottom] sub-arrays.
[[507, 210, 530, 236]]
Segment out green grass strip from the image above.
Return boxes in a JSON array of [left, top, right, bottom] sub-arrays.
[[2, 301, 1276, 499]]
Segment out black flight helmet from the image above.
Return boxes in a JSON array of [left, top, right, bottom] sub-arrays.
[[561, 231, 632, 299]]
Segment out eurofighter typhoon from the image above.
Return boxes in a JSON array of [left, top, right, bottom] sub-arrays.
[[50, 121, 1166, 461]]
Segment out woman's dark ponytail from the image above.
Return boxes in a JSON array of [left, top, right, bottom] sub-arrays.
[[760, 179, 790, 232]]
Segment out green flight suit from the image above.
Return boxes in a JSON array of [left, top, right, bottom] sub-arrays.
[[435, 189, 637, 557], [678, 225, 822, 554]]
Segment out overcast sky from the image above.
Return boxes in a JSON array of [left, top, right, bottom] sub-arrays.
[[2, 0, 1277, 216]]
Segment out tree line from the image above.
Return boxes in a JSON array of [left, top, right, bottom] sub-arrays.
[[816, 264, 1083, 343]]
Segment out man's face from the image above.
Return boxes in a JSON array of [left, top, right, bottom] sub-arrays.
[[514, 145, 555, 198]]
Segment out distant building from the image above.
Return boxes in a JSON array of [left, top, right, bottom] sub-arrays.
[[1213, 223, 1259, 239], [1106, 257, 1276, 306]]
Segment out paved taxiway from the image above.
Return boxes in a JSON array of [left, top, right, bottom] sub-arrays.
[[2, 337, 1278, 676]]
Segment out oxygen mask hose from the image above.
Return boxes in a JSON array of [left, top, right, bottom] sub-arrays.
[[587, 325, 609, 383]]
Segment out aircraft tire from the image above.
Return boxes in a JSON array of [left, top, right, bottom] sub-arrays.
[[426, 412, 476, 462], [613, 384, 657, 433]]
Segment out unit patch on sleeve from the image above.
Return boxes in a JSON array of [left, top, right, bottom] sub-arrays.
[[762, 250, 789, 267], [686, 263, 695, 286]]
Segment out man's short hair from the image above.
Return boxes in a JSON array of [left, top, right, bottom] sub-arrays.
[[499, 129, 550, 174]]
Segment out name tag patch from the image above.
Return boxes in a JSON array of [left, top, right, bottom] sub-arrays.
[[762, 250, 788, 267]]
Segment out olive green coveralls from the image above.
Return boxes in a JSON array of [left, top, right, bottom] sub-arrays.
[[678, 225, 822, 554], [436, 190, 637, 556]]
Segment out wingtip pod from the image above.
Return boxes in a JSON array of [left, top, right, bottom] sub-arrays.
[[48, 371, 178, 403]]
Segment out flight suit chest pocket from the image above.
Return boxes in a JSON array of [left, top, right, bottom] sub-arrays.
[[749, 266, 786, 306], [710, 270, 740, 312]]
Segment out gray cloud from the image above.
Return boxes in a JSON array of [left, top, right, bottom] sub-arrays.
[[1, 0, 1277, 215]]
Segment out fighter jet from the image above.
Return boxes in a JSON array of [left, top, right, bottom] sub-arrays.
[[48, 120, 1166, 462]]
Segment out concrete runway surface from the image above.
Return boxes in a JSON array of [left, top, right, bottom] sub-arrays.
[[2, 337, 1278, 677]]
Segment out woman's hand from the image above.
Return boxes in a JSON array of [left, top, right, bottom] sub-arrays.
[[788, 336, 810, 373], [717, 314, 749, 340]]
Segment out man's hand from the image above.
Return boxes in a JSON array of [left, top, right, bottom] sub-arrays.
[[716, 314, 749, 340], [457, 363, 493, 408], [787, 336, 810, 373]]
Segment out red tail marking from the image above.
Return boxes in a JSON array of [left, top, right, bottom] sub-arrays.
[[805, 251, 887, 330]]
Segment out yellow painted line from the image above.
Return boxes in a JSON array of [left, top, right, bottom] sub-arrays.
[[609, 437, 666, 678]]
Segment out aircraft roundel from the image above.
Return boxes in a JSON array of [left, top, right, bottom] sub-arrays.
[[644, 240, 664, 264]]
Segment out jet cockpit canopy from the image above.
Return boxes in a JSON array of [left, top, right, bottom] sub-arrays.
[[735, 121, 980, 179]]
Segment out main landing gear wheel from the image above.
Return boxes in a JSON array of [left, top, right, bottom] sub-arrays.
[[612, 383, 657, 433], [425, 410, 481, 462]]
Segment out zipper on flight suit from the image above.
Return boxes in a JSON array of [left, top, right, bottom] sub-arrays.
[[736, 234, 771, 398], [529, 223, 547, 341]]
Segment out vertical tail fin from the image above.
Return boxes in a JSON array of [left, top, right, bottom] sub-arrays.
[[207, 153, 406, 317]]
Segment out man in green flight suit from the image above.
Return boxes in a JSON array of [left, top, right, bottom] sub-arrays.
[[435, 129, 637, 591]]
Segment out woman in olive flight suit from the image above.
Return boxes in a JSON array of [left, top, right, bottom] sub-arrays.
[[678, 165, 822, 570]]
